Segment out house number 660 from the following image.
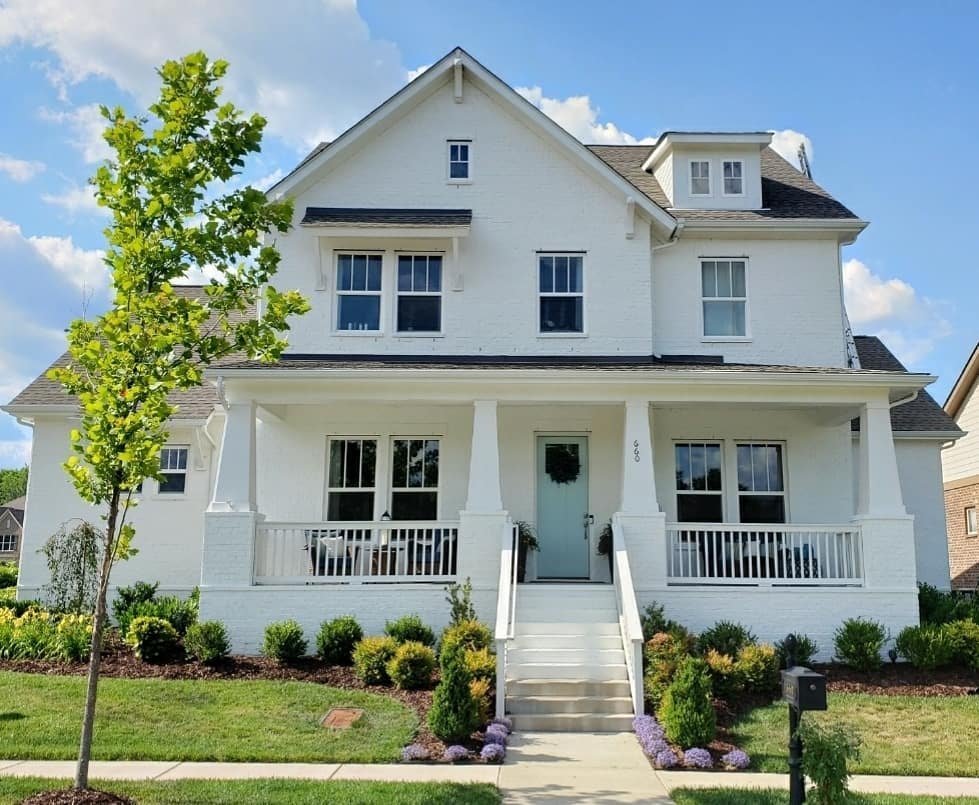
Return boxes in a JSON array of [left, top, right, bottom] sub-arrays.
[[633, 439, 641, 462]]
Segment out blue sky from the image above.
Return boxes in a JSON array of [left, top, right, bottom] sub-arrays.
[[0, 0, 976, 468]]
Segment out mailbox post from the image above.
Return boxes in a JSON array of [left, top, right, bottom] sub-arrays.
[[780, 634, 827, 805]]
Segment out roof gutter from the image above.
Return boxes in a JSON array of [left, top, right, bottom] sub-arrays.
[[652, 219, 685, 252]]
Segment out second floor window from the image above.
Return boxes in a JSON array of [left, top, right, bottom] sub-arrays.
[[702, 259, 747, 338], [967, 507, 978, 536], [690, 160, 711, 195], [336, 254, 382, 331], [158, 446, 188, 494], [397, 255, 442, 333], [0, 533, 17, 552], [539, 254, 584, 334], [448, 140, 470, 180], [723, 160, 744, 195]]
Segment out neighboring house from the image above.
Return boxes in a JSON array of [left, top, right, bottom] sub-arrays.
[[942, 343, 979, 590], [0, 495, 24, 565], [3, 48, 962, 729]]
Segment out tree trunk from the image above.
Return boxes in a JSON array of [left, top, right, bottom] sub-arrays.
[[74, 490, 119, 791]]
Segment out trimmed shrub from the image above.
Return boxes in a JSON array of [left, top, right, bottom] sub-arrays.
[[112, 581, 158, 635], [944, 619, 979, 669], [185, 621, 231, 664], [262, 619, 308, 663], [704, 648, 742, 701], [316, 616, 363, 665], [469, 677, 492, 725], [799, 718, 861, 805], [463, 646, 496, 684], [895, 624, 954, 670], [428, 641, 480, 743], [775, 633, 819, 668], [698, 620, 757, 658], [441, 619, 492, 655], [833, 618, 886, 672], [735, 643, 780, 693], [644, 631, 691, 711], [385, 614, 436, 647], [918, 582, 978, 626], [0, 561, 17, 588], [55, 613, 93, 662], [639, 601, 687, 642], [386, 640, 436, 690], [659, 656, 716, 748], [353, 635, 398, 685], [126, 616, 179, 663]]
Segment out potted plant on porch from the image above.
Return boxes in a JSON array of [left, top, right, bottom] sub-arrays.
[[514, 521, 539, 582], [596, 521, 613, 580]]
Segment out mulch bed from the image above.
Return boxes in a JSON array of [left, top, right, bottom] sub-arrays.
[[815, 663, 979, 697], [21, 790, 133, 805]]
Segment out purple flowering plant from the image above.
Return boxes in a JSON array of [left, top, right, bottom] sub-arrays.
[[491, 716, 513, 733], [484, 728, 507, 746], [480, 743, 506, 763], [683, 748, 714, 769], [443, 745, 470, 762], [634, 714, 667, 757], [721, 749, 751, 770], [401, 743, 430, 762], [655, 748, 678, 769]]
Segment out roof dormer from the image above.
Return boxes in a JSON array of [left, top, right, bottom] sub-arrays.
[[642, 132, 771, 211]]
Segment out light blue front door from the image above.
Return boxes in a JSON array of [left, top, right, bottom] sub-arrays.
[[536, 436, 590, 579]]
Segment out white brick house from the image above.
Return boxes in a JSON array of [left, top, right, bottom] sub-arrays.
[[5, 48, 961, 729]]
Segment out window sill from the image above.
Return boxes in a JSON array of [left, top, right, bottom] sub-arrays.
[[148, 495, 188, 502], [396, 332, 445, 338], [701, 336, 752, 343], [446, 179, 472, 186], [537, 332, 588, 338], [332, 331, 384, 337]]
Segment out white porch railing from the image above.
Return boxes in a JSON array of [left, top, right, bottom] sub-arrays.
[[494, 519, 518, 719], [666, 523, 863, 586], [611, 516, 645, 717], [254, 521, 459, 584]]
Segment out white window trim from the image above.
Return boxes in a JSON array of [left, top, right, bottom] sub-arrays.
[[388, 436, 442, 520], [446, 139, 472, 184], [699, 257, 751, 342], [967, 506, 978, 537], [156, 445, 189, 497], [325, 436, 380, 520], [734, 441, 788, 524], [333, 251, 385, 336], [689, 159, 712, 196], [673, 440, 726, 521], [0, 533, 17, 552], [394, 253, 444, 336], [722, 160, 745, 197], [536, 251, 587, 338]]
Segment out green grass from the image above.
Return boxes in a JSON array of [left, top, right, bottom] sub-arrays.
[[0, 671, 417, 762], [731, 692, 979, 777], [672, 791, 979, 805], [0, 778, 500, 805]]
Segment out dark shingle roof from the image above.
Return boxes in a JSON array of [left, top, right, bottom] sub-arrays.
[[0, 496, 25, 526], [587, 145, 858, 221], [302, 208, 472, 226], [853, 336, 962, 435]]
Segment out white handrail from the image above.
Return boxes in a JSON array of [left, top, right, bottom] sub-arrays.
[[611, 516, 645, 716], [494, 518, 518, 719]]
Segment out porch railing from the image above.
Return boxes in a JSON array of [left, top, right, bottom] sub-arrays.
[[494, 519, 519, 718], [254, 521, 459, 584], [611, 516, 645, 716], [666, 523, 863, 586]]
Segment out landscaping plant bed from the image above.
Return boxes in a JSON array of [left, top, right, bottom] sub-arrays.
[[22, 790, 134, 805], [815, 663, 979, 697]]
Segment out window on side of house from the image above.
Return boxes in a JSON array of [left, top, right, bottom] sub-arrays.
[[690, 160, 711, 195], [736, 443, 786, 524], [723, 160, 744, 195], [390, 438, 440, 520], [966, 506, 978, 536], [158, 446, 189, 494], [538, 253, 584, 334], [448, 140, 470, 181], [336, 253, 382, 331], [702, 259, 747, 337], [0, 533, 17, 552], [327, 438, 377, 520], [397, 255, 442, 332], [675, 442, 723, 522]]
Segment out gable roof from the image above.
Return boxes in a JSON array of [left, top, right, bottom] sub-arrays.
[[944, 342, 979, 420], [853, 336, 962, 436], [0, 496, 25, 526]]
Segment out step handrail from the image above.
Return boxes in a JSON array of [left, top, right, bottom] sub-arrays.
[[611, 515, 645, 715], [494, 518, 518, 718]]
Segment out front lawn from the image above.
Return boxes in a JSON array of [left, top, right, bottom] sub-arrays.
[[731, 692, 979, 777], [0, 778, 501, 805], [672, 791, 979, 805], [0, 671, 416, 762]]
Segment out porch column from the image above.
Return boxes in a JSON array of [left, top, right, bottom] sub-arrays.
[[465, 400, 503, 512], [209, 400, 257, 513], [856, 399, 906, 517]]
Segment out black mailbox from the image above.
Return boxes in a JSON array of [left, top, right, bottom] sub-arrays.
[[781, 666, 827, 712]]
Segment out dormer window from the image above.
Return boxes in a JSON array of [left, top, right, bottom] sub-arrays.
[[448, 140, 471, 181], [690, 160, 711, 195], [723, 160, 744, 196]]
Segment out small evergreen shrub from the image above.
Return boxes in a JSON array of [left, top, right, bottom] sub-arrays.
[[55, 613, 93, 662], [469, 677, 492, 724], [353, 635, 398, 685], [386, 640, 436, 689], [445, 577, 476, 625], [799, 718, 861, 805], [639, 601, 687, 642], [775, 633, 819, 668], [698, 620, 757, 657], [944, 619, 979, 669], [384, 614, 436, 647], [704, 648, 742, 700], [895, 624, 955, 670], [185, 621, 231, 664], [735, 643, 780, 692], [262, 619, 308, 663], [0, 561, 17, 588], [644, 631, 691, 711], [316, 616, 363, 664], [918, 582, 978, 626], [126, 616, 179, 663], [659, 656, 716, 748], [428, 642, 479, 743], [112, 581, 159, 635], [833, 618, 886, 671], [463, 646, 496, 684], [441, 619, 492, 655]]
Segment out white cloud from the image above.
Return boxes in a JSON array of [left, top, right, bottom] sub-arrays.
[[2, 0, 407, 151], [516, 86, 656, 145], [0, 217, 107, 292], [843, 258, 951, 367], [39, 103, 112, 163], [0, 153, 45, 182], [41, 182, 106, 217], [770, 129, 814, 170], [251, 168, 284, 192], [407, 63, 431, 82]]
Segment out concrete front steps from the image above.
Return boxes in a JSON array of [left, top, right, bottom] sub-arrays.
[[506, 583, 635, 732]]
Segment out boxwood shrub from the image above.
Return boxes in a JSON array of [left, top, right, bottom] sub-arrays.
[[386, 640, 436, 689], [262, 619, 308, 663], [127, 616, 180, 663], [353, 635, 398, 685], [384, 614, 435, 647], [316, 615, 363, 665]]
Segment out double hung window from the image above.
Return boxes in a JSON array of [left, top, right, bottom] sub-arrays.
[[702, 259, 747, 337], [967, 507, 978, 536], [336, 254, 382, 331], [690, 160, 711, 195], [327, 439, 377, 520], [397, 255, 442, 332], [448, 140, 470, 180], [538, 254, 584, 333], [722, 160, 744, 195], [0, 533, 16, 552], [675, 442, 723, 522], [158, 446, 188, 494], [736, 443, 786, 524], [390, 438, 440, 520]]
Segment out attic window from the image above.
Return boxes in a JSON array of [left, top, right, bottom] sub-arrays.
[[690, 160, 710, 195], [448, 140, 470, 181], [723, 161, 744, 196]]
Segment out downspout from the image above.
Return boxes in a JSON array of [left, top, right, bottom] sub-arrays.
[[651, 219, 685, 252]]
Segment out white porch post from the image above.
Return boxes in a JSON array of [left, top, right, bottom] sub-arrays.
[[615, 400, 667, 589], [856, 399, 906, 517], [465, 400, 503, 512], [202, 399, 260, 589]]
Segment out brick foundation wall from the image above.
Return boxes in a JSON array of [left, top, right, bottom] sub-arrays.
[[944, 476, 979, 590]]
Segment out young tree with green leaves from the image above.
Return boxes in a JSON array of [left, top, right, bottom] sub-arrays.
[[0, 466, 28, 504], [47, 52, 308, 790]]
